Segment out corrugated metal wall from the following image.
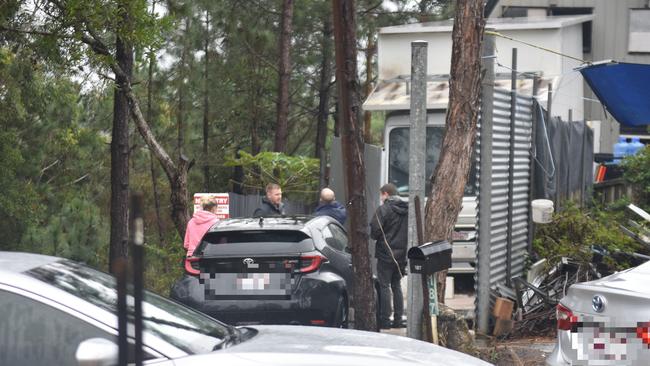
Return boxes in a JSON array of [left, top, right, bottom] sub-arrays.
[[475, 87, 534, 331]]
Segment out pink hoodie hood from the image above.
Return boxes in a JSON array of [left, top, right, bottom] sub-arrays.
[[184, 210, 219, 256]]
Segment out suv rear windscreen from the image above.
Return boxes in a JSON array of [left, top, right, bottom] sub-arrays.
[[203, 230, 309, 244], [198, 230, 314, 256]]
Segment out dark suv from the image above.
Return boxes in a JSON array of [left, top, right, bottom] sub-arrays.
[[171, 215, 354, 327]]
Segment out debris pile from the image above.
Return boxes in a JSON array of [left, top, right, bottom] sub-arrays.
[[492, 204, 650, 337]]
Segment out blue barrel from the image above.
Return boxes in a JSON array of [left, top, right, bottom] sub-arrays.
[[613, 136, 629, 163], [628, 136, 644, 156]]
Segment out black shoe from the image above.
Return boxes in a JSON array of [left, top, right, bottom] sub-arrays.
[[379, 322, 393, 329], [392, 320, 406, 328]]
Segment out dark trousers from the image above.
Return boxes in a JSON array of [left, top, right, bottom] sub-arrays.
[[377, 260, 404, 326]]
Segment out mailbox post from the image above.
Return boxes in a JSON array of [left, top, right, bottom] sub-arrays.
[[407, 240, 452, 343]]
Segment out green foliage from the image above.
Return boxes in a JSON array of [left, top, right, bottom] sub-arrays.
[[20, 195, 109, 267], [622, 146, 650, 210], [225, 151, 319, 198], [533, 203, 643, 272]]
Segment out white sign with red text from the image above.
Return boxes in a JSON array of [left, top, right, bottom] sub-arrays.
[[193, 193, 230, 219]]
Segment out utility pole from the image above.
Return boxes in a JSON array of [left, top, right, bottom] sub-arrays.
[[477, 29, 495, 336], [407, 40, 427, 340]]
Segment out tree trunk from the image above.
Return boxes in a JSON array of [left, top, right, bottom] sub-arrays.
[[78, 21, 192, 241], [363, 27, 375, 143], [315, 15, 333, 160], [332, 0, 376, 332], [315, 13, 333, 188], [423, 0, 485, 303], [170, 158, 191, 240], [109, 30, 132, 272], [202, 10, 211, 191], [146, 47, 164, 247], [273, 0, 294, 153], [177, 18, 190, 161]]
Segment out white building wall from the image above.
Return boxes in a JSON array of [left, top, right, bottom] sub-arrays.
[[377, 26, 582, 121]]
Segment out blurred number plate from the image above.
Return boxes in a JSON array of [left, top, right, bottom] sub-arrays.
[[452, 230, 476, 241], [237, 273, 271, 290]]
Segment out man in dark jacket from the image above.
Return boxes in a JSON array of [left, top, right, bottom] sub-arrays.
[[370, 183, 408, 329], [253, 183, 285, 217], [313, 188, 347, 225]]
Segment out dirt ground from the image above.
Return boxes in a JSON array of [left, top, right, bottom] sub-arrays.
[[475, 336, 556, 366]]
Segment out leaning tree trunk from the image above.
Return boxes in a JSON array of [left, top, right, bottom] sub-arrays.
[[146, 48, 165, 247], [424, 0, 485, 303], [75, 7, 193, 242], [274, 0, 294, 153], [332, 0, 376, 332], [109, 30, 133, 272]]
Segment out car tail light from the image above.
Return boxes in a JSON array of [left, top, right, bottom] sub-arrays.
[[636, 322, 650, 346], [184, 257, 200, 276], [283, 254, 327, 273], [556, 303, 577, 331], [298, 255, 326, 273], [310, 320, 326, 326]]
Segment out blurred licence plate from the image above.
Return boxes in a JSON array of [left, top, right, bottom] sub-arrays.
[[570, 316, 648, 364], [452, 230, 476, 241], [237, 273, 271, 290]]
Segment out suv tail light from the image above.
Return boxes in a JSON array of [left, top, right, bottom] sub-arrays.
[[556, 303, 577, 331], [299, 255, 326, 273], [284, 254, 327, 274], [184, 257, 200, 276], [637, 322, 650, 346]]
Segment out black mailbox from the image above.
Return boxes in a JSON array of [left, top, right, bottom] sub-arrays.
[[408, 240, 452, 274]]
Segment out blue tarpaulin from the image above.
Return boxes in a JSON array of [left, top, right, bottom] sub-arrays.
[[580, 62, 650, 127]]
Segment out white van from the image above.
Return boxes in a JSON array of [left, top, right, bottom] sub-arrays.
[[382, 111, 477, 274]]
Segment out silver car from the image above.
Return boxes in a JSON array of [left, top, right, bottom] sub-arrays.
[[0, 252, 491, 366], [547, 260, 650, 366]]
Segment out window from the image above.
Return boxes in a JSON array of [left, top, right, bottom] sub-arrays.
[[0, 290, 115, 366], [328, 224, 349, 252], [388, 127, 477, 196], [26, 260, 230, 355], [203, 230, 310, 245], [629, 9, 650, 53]]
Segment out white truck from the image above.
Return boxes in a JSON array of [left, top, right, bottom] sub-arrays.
[[380, 111, 478, 274]]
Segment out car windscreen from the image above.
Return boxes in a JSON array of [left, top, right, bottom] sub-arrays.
[[26, 260, 230, 355], [198, 230, 314, 256], [389, 126, 477, 196]]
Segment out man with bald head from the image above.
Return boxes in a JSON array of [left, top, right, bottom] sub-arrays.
[[313, 188, 347, 225]]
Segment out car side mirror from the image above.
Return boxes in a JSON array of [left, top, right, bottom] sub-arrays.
[[76, 338, 118, 366]]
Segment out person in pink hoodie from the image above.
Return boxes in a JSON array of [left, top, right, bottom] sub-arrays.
[[184, 199, 220, 257]]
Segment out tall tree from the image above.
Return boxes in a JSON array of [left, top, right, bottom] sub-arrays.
[[315, 10, 333, 188], [202, 9, 211, 191], [145, 1, 164, 247], [332, 0, 376, 331], [109, 1, 133, 271], [274, 0, 294, 153], [363, 21, 375, 143], [423, 0, 485, 301]]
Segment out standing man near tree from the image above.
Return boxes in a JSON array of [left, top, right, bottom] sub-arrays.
[[253, 183, 286, 217], [313, 188, 347, 225], [370, 183, 408, 329]]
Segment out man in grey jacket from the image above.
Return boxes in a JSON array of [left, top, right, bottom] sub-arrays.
[[370, 183, 408, 329]]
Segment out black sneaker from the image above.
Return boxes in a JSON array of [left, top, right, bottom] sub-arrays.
[[379, 322, 393, 329], [392, 320, 406, 328]]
